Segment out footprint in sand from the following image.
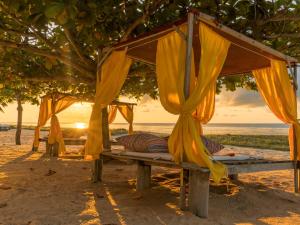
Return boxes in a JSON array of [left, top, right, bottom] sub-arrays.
[[0, 203, 7, 208], [0, 185, 11, 190], [45, 169, 56, 176]]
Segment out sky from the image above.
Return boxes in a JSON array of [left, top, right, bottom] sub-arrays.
[[1, 68, 299, 126]]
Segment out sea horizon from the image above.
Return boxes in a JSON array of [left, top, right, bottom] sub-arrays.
[[0, 122, 290, 136]]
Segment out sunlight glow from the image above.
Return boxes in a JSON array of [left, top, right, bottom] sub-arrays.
[[74, 122, 87, 129]]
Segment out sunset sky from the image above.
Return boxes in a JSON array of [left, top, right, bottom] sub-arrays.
[[1, 68, 300, 126]]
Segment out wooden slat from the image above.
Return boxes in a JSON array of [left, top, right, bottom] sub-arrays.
[[227, 162, 294, 175], [102, 152, 294, 174]]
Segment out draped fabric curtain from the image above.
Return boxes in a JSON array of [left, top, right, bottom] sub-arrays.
[[117, 105, 134, 134], [252, 59, 300, 160], [156, 23, 231, 183], [84, 50, 132, 160], [108, 105, 134, 134], [32, 95, 77, 155], [32, 96, 52, 151], [192, 84, 216, 135], [108, 105, 118, 124]]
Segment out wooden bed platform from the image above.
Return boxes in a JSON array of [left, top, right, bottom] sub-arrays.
[[39, 137, 86, 156], [96, 148, 298, 218]]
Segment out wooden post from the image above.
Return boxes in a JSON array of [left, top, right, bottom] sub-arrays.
[[293, 63, 299, 193], [136, 161, 151, 192], [184, 12, 194, 100], [179, 169, 188, 210], [51, 142, 59, 157], [92, 155, 103, 183], [92, 107, 109, 182], [188, 170, 210, 218], [102, 107, 111, 150], [179, 12, 194, 211], [229, 174, 238, 180]]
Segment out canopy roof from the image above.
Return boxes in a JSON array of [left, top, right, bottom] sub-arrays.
[[113, 10, 297, 76]]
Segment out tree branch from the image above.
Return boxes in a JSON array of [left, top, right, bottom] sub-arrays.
[[0, 27, 33, 38], [0, 4, 61, 53], [120, 14, 148, 42], [119, 0, 165, 42], [266, 33, 300, 39], [63, 27, 96, 67], [267, 16, 300, 22], [0, 40, 95, 78], [23, 75, 94, 85]]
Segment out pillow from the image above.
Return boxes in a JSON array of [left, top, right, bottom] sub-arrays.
[[163, 135, 224, 155], [200, 136, 224, 154], [116, 133, 168, 153]]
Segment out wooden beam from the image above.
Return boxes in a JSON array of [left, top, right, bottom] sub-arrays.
[[92, 49, 110, 183], [101, 151, 294, 174], [194, 12, 297, 63], [227, 162, 294, 174], [293, 63, 299, 193], [92, 107, 110, 183], [184, 12, 194, 99], [179, 12, 195, 211]]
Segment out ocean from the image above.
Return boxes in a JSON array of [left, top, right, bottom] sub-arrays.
[[109, 123, 290, 135], [3, 122, 289, 135]]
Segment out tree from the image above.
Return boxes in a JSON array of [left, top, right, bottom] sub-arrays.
[[0, 0, 299, 96], [0, 79, 40, 145], [0, 48, 94, 145]]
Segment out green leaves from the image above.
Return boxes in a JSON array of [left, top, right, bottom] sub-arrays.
[[45, 2, 64, 19], [44, 1, 77, 25], [0, 0, 299, 104]]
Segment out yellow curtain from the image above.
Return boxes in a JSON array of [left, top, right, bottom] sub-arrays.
[[85, 50, 132, 160], [32, 94, 76, 155], [117, 105, 134, 134], [156, 23, 230, 183], [252, 59, 300, 160], [108, 104, 134, 135], [108, 105, 118, 124], [192, 84, 216, 134], [32, 96, 52, 151]]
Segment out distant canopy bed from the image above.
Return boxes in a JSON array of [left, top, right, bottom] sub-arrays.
[[83, 11, 298, 217], [32, 93, 135, 156]]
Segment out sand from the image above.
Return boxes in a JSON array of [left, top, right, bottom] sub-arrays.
[[1, 129, 300, 225]]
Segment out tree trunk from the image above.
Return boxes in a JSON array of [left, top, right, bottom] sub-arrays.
[[15, 94, 23, 145]]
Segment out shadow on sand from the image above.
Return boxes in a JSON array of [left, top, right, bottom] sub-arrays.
[[1, 148, 300, 225]]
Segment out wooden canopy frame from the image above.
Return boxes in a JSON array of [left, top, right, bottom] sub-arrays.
[[112, 10, 297, 75], [36, 93, 136, 156], [94, 10, 299, 218], [41, 93, 136, 107]]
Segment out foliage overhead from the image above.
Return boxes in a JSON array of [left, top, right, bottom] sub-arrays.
[[0, 0, 299, 100]]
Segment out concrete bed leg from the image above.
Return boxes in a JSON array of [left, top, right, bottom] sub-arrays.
[[188, 170, 210, 218], [92, 156, 103, 183], [136, 161, 151, 192]]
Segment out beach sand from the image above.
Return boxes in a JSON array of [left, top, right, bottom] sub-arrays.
[[1, 129, 300, 225]]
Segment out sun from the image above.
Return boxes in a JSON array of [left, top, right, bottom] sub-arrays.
[[74, 122, 86, 129]]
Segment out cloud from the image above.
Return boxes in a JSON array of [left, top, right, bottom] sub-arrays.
[[138, 95, 155, 105], [216, 88, 265, 108]]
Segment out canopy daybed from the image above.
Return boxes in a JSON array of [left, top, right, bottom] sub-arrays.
[[83, 10, 299, 218], [32, 93, 135, 156]]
